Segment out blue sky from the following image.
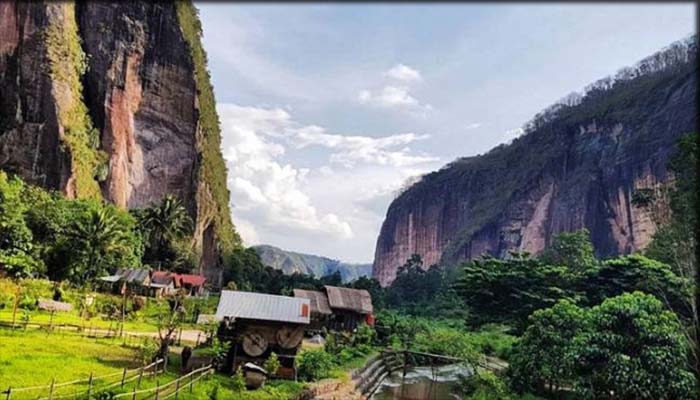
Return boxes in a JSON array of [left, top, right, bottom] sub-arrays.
[[196, 2, 695, 263]]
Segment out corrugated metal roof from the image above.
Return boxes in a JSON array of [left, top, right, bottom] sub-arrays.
[[215, 290, 310, 325], [324, 286, 373, 314], [293, 289, 332, 315], [99, 275, 121, 283], [116, 268, 150, 284]]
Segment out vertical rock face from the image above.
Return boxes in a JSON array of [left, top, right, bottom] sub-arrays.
[[0, 1, 239, 286], [373, 37, 697, 286]]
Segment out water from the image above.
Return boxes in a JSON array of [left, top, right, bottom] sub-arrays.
[[370, 364, 471, 400]]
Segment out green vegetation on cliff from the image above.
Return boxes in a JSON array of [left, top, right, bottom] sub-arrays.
[[44, 3, 106, 200], [175, 2, 241, 254]]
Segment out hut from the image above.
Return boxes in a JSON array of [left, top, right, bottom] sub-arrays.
[[292, 289, 332, 331], [323, 286, 374, 331], [176, 273, 207, 296], [215, 290, 310, 379], [150, 271, 177, 297], [98, 268, 151, 295], [293, 286, 374, 332]]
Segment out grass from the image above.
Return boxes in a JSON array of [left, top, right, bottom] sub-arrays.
[[0, 328, 138, 395], [0, 327, 306, 399]]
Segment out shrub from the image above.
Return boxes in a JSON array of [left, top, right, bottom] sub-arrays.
[[458, 370, 511, 399], [264, 352, 281, 376], [231, 367, 246, 392], [296, 349, 334, 381]]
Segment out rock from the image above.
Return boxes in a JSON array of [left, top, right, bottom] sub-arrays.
[[373, 38, 697, 286]]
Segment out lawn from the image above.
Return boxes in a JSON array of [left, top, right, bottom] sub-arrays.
[[0, 328, 306, 399], [0, 328, 140, 397]]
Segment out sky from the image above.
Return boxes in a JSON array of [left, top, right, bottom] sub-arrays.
[[196, 2, 695, 263]]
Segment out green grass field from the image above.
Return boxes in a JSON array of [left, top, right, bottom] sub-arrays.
[[0, 328, 305, 399]]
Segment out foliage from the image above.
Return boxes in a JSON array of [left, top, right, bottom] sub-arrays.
[[458, 370, 512, 400], [575, 292, 695, 399], [509, 300, 590, 394], [296, 348, 335, 381], [541, 229, 596, 273], [456, 252, 580, 331], [135, 338, 159, 366], [0, 172, 42, 277], [135, 195, 193, 270], [263, 352, 281, 376], [231, 367, 246, 392], [175, 1, 241, 256], [44, 2, 105, 199]]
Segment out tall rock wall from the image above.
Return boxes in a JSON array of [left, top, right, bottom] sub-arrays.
[[0, 2, 240, 287], [373, 38, 697, 286]]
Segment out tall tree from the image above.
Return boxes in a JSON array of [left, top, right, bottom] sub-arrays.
[[0, 172, 42, 278], [138, 195, 192, 269], [67, 207, 132, 285]]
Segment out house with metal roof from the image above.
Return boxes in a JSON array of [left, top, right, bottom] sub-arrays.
[[215, 290, 310, 379], [292, 288, 333, 331]]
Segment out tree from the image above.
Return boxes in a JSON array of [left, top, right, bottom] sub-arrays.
[[509, 300, 590, 395], [455, 253, 581, 330], [67, 207, 134, 285], [0, 172, 42, 278], [583, 254, 690, 315], [576, 292, 695, 399], [541, 229, 596, 273], [137, 195, 192, 269]]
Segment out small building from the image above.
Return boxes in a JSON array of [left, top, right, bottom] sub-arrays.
[[294, 286, 374, 332], [177, 273, 207, 296], [150, 271, 177, 297], [98, 268, 151, 295], [215, 290, 310, 379], [292, 288, 332, 332]]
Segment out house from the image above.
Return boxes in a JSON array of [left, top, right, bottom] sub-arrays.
[[293, 286, 374, 332], [215, 290, 310, 379], [150, 271, 178, 297], [98, 268, 151, 295], [176, 273, 207, 296], [292, 288, 332, 331]]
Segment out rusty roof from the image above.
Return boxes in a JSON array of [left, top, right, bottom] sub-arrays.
[[115, 268, 150, 284], [215, 290, 310, 325], [324, 286, 373, 314], [293, 289, 332, 315]]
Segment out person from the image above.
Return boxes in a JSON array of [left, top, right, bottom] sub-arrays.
[[181, 346, 192, 372]]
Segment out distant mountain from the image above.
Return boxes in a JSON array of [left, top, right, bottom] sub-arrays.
[[253, 245, 372, 283]]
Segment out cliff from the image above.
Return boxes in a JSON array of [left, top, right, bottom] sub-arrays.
[[253, 245, 373, 283], [373, 37, 697, 286], [0, 2, 240, 286]]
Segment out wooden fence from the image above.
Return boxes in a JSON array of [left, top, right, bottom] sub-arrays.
[[1, 359, 164, 400], [113, 365, 213, 400]]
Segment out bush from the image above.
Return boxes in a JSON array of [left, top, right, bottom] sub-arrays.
[[231, 367, 246, 392], [264, 352, 281, 376], [459, 370, 511, 399], [296, 349, 334, 381]]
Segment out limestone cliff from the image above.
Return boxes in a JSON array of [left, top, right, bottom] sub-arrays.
[[0, 2, 240, 286], [373, 37, 697, 286]]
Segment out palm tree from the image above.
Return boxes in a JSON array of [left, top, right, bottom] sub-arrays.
[[69, 207, 129, 285], [138, 195, 192, 268]]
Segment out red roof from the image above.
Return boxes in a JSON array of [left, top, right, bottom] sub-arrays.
[[151, 271, 206, 287], [176, 273, 206, 287]]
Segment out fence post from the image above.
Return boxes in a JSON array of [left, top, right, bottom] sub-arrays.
[[137, 368, 144, 388], [121, 367, 127, 388], [175, 379, 180, 399], [154, 380, 159, 400], [87, 372, 93, 398], [131, 387, 136, 400], [5, 387, 11, 400], [189, 373, 194, 393], [48, 378, 55, 400]]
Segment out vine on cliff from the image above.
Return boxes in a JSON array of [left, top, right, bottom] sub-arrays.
[[44, 3, 106, 200], [175, 2, 242, 254]]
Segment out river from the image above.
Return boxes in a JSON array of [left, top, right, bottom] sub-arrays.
[[370, 364, 471, 400]]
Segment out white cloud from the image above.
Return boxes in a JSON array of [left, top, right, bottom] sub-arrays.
[[219, 103, 440, 248], [465, 122, 482, 130], [385, 64, 422, 82], [358, 86, 433, 116], [503, 127, 524, 143]]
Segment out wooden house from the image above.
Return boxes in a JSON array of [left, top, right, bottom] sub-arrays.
[[292, 289, 332, 332], [215, 290, 310, 379], [98, 268, 151, 295], [293, 286, 374, 332]]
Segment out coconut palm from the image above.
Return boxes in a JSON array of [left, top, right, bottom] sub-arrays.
[[68, 207, 130, 285], [138, 195, 192, 268]]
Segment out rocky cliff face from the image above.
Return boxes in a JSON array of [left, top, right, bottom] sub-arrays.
[[0, 2, 239, 286], [373, 37, 697, 286]]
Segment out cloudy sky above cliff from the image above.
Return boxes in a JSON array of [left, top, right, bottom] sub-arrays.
[[196, 3, 694, 263]]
